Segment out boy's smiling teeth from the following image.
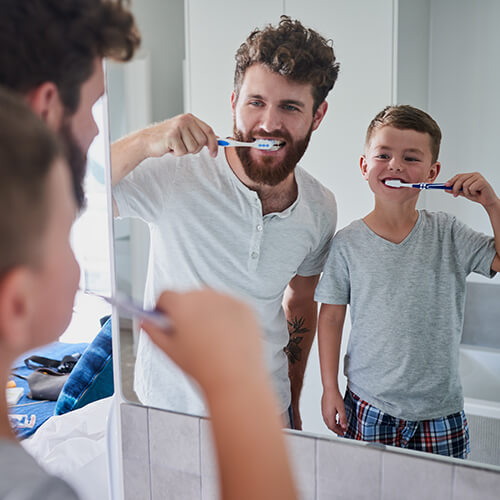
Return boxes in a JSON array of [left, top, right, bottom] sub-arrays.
[[383, 177, 405, 185]]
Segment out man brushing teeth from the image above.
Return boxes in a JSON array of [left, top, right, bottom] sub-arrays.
[[111, 16, 339, 430], [228, 64, 323, 197]]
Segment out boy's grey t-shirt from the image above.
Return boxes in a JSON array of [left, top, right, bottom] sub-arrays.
[[315, 210, 497, 420], [0, 439, 78, 499]]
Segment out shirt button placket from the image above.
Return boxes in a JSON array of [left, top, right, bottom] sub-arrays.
[[249, 210, 263, 271]]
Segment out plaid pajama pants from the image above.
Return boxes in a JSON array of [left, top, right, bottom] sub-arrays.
[[344, 388, 470, 459]]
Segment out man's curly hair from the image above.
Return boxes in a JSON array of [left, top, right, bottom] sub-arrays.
[[234, 16, 340, 112]]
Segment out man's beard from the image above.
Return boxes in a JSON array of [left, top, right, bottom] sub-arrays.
[[233, 122, 313, 187], [59, 115, 87, 210]]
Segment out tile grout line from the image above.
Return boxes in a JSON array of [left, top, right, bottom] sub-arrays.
[[450, 465, 456, 500], [147, 407, 153, 500], [314, 437, 318, 500], [314, 437, 319, 500], [379, 451, 385, 500], [198, 417, 202, 500]]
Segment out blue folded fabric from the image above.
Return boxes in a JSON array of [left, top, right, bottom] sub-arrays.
[[55, 317, 114, 415], [10, 342, 89, 439]]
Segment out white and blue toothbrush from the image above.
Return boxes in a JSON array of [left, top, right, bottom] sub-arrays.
[[217, 138, 283, 151], [384, 179, 454, 190], [85, 290, 171, 331]]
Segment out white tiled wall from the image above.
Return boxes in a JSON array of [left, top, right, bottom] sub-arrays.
[[121, 404, 151, 500], [286, 433, 316, 500], [148, 409, 201, 500], [199, 418, 220, 500], [121, 403, 500, 500], [317, 439, 382, 499]]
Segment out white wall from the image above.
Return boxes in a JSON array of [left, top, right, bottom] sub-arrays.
[[185, 0, 284, 129], [396, 0, 430, 110], [426, 0, 500, 285], [109, 0, 186, 306], [128, 0, 185, 123]]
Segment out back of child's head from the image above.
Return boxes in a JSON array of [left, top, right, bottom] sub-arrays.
[[0, 86, 62, 277], [365, 105, 442, 163]]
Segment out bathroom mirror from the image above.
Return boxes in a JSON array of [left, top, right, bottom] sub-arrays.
[[108, 0, 500, 470]]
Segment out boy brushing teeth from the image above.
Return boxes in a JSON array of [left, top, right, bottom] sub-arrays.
[[315, 104, 500, 458]]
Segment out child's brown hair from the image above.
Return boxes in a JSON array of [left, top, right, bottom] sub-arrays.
[[366, 105, 442, 163], [0, 86, 64, 276]]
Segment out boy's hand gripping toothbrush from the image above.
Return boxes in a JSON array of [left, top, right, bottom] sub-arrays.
[[384, 179, 458, 190], [217, 138, 284, 151], [85, 290, 171, 331]]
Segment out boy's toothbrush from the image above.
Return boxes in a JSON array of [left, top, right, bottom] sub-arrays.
[[384, 179, 454, 190], [217, 138, 283, 151], [85, 290, 171, 331]]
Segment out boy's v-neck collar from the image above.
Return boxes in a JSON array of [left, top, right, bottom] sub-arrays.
[[360, 210, 423, 247]]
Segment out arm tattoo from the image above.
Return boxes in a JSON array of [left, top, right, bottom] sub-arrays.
[[284, 316, 310, 365]]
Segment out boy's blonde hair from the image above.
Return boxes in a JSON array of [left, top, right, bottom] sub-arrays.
[[0, 0, 140, 209], [0, 86, 63, 277], [365, 105, 442, 163]]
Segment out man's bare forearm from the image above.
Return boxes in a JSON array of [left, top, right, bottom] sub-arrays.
[[285, 306, 317, 397], [282, 275, 320, 429], [111, 130, 150, 186], [284, 300, 318, 430], [111, 113, 219, 187]]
